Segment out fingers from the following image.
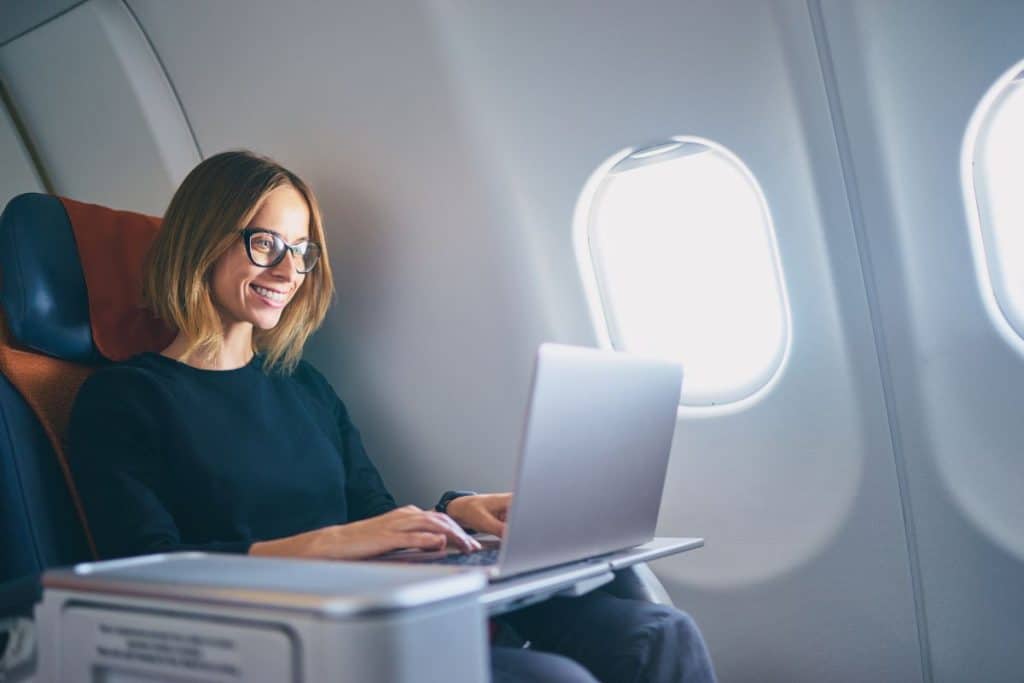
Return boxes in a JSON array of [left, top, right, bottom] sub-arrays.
[[469, 510, 507, 538], [391, 506, 480, 553], [461, 504, 506, 537], [401, 531, 448, 551], [428, 511, 481, 553], [456, 494, 512, 537], [484, 494, 512, 526]]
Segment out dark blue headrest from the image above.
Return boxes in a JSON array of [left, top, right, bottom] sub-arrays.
[[0, 193, 100, 363]]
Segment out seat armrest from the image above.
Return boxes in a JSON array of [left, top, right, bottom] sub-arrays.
[[0, 577, 39, 683], [0, 615, 36, 682], [0, 575, 41, 618], [604, 563, 674, 605]]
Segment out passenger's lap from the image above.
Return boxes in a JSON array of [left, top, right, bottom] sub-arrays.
[[492, 590, 716, 683]]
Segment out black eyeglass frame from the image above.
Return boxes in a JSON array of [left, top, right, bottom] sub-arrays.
[[239, 228, 321, 274]]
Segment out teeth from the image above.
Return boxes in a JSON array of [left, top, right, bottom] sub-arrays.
[[252, 285, 287, 302]]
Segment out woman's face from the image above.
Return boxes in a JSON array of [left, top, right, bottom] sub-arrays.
[[210, 184, 311, 331]]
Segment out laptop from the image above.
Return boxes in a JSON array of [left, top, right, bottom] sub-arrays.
[[376, 343, 690, 584]]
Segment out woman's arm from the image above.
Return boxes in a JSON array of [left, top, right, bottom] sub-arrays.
[[296, 361, 398, 521], [249, 505, 481, 559], [335, 399, 399, 521]]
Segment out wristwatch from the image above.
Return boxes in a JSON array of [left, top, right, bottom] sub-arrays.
[[435, 490, 477, 515]]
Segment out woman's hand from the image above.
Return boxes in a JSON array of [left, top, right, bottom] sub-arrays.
[[249, 505, 482, 560], [445, 493, 513, 537]]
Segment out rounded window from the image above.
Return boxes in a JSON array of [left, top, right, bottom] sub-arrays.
[[574, 137, 790, 407], [964, 63, 1024, 346]]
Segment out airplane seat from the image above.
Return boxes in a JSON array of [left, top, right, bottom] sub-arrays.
[[0, 191, 176, 679], [0, 194, 98, 600], [0, 192, 173, 611]]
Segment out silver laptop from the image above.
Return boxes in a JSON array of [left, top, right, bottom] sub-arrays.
[[378, 342, 684, 582]]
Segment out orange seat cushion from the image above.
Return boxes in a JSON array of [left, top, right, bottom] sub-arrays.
[[59, 197, 176, 361], [0, 334, 98, 558]]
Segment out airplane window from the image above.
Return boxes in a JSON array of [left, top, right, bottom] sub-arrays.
[[575, 137, 790, 407], [966, 65, 1024, 343]]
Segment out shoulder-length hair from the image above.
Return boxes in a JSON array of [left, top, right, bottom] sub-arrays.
[[143, 150, 334, 374]]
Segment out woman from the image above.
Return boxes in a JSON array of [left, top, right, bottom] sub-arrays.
[[67, 150, 716, 682]]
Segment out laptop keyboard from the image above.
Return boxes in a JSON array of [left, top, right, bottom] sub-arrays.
[[432, 547, 501, 567]]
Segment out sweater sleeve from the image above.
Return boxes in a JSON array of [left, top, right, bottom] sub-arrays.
[[334, 396, 399, 521], [67, 369, 251, 559], [295, 361, 398, 521]]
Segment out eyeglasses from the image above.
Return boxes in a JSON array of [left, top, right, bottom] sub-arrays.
[[239, 228, 321, 274]]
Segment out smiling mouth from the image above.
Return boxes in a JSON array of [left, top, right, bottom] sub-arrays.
[[251, 284, 288, 304]]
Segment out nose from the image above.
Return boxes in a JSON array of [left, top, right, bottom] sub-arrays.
[[267, 251, 300, 281]]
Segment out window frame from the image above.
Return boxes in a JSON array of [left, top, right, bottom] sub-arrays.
[[962, 60, 1024, 354], [573, 135, 791, 412]]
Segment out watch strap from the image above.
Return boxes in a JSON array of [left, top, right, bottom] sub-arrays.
[[435, 489, 477, 514]]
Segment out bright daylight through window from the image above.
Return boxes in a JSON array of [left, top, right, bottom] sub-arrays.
[[575, 138, 789, 407], [966, 66, 1024, 343]]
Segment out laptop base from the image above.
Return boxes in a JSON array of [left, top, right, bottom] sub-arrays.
[[482, 537, 703, 616]]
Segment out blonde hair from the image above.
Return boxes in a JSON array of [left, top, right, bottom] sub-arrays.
[[143, 150, 334, 373]]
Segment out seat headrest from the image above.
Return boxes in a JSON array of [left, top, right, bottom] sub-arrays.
[[0, 194, 97, 363], [0, 193, 175, 362], [59, 195, 176, 361]]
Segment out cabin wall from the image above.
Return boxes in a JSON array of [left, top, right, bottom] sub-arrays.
[[0, 0, 199, 213], [0, 1, 1020, 681], [819, 2, 1024, 681], [0, 98, 43, 194], [414, 4, 921, 682]]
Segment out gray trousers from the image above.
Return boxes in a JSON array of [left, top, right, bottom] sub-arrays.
[[491, 590, 716, 682]]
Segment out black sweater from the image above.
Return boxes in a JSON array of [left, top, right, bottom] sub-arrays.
[[66, 352, 398, 559]]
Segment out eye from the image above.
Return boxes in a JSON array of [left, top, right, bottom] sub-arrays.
[[251, 235, 277, 252]]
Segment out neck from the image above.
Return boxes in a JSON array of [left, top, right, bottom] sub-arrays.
[[160, 323, 254, 370]]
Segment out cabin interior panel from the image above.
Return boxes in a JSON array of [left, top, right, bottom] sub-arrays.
[[819, 1, 1024, 681]]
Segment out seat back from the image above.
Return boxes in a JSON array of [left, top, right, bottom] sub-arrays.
[[0, 367, 92, 582], [0, 192, 173, 584]]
